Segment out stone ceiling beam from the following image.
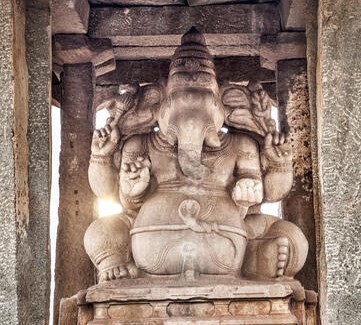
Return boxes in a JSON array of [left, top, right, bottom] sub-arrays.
[[52, 0, 89, 34], [53, 34, 116, 77], [89, 0, 186, 4], [186, 0, 275, 5], [260, 32, 306, 70], [112, 33, 261, 60], [279, 0, 305, 31], [103, 32, 305, 70], [96, 57, 275, 86], [88, 4, 280, 38]]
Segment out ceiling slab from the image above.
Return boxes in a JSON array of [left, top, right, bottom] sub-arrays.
[[88, 4, 280, 38]]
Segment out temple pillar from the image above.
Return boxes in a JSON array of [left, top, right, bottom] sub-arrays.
[[276, 59, 318, 292], [316, 1, 361, 323], [0, 0, 51, 324], [54, 63, 96, 323]]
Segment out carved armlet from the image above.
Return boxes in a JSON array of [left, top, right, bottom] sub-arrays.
[[237, 150, 258, 160], [236, 169, 262, 181], [123, 196, 144, 204]]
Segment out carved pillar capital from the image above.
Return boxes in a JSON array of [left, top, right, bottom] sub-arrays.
[[53, 34, 116, 77]]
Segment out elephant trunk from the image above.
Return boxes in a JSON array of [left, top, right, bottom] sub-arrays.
[[176, 123, 219, 180]]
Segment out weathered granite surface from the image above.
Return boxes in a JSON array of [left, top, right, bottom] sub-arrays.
[[54, 63, 96, 324], [277, 59, 318, 292], [317, 0, 361, 324], [0, 1, 22, 323], [25, 1, 52, 324], [0, 0, 51, 324]]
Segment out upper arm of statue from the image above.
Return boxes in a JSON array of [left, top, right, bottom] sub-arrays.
[[232, 135, 263, 211], [261, 132, 293, 202]]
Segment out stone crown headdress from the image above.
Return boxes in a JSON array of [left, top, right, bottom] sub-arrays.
[[167, 27, 218, 94]]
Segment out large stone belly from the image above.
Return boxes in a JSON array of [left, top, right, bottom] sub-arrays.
[[131, 191, 247, 275]]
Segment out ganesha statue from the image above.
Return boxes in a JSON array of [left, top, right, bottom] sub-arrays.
[[84, 27, 308, 283]]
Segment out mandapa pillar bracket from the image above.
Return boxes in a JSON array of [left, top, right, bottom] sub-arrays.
[[53, 34, 116, 77]]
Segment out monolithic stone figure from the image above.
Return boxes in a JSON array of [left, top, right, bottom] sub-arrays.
[[84, 27, 308, 283]]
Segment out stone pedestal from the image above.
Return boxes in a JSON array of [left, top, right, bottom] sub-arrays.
[[60, 278, 317, 325]]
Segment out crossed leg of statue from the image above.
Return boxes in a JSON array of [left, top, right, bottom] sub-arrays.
[[242, 214, 309, 279], [84, 214, 138, 283]]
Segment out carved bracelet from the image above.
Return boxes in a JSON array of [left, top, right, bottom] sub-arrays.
[[89, 155, 113, 166], [267, 161, 293, 173], [236, 169, 262, 180]]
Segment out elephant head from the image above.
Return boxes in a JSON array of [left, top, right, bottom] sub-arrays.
[[158, 27, 225, 180]]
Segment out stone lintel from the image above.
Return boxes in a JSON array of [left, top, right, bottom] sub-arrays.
[[89, 4, 280, 38], [187, 0, 245, 5], [260, 32, 306, 70], [112, 33, 261, 60], [52, 0, 89, 34], [96, 57, 275, 86], [53, 35, 116, 77], [187, 0, 276, 5], [279, 0, 306, 31], [97, 31, 304, 66], [89, 0, 185, 4]]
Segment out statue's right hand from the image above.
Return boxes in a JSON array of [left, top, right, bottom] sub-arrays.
[[91, 117, 120, 157]]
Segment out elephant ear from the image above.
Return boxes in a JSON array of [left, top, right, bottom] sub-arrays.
[[221, 82, 277, 138], [97, 82, 164, 140], [118, 83, 164, 139]]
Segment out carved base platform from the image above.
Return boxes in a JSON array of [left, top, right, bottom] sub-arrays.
[[59, 277, 317, 325]]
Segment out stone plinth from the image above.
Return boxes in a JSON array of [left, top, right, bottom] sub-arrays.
[[61, 277, 316, 325]]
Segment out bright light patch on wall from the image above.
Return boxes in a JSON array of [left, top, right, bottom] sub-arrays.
[[98, 198, 123, 218], [261, 202, 282, 218], [221, 126, 229, 133], [153, 126, 160, 132], [271, 105, 280, 131], [96, 108, 110, 129], [119, 88, 127, 94], [50, 105, 61, 325]]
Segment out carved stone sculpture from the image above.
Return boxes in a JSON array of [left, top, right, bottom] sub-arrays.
[[84, 27, 308, 283]]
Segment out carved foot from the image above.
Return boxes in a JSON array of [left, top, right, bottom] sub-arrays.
[[99, 265, 128, 283], [98, 256, 139, 283], [242, 236, 290, 279], [261, 236, 289, 278]]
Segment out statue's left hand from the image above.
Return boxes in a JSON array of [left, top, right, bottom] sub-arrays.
[[262, 132, 292, 166], [120, 156, 151, 198], [232, 178, 263, 208]]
